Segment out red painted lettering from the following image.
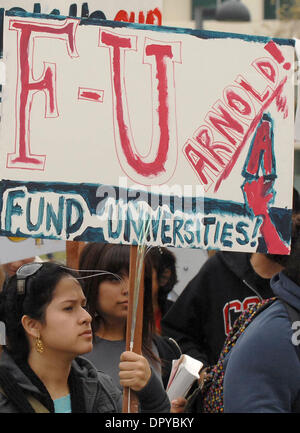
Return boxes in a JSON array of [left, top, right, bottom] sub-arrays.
[[224, 85, 255, 120], [264, 41, 291, 70], [146, 8, 162, 25], [114, 9, 162, 26], [7, 18, 78, 170], [100, 30, 180, 184], [78, 88, 104, 103], [138, 11, 145, 24], [243, 177, 289, 254], [206, 101, 245, 146], [242, 114, 289, 254], [253, 58, 278, 85], [114, 10, 129, 22], [183, 140, 222, 191], [214, 76, 287, 192], [276, 92, 288, 118], [194, 125, 234, 166], [243, 116, 274, 177], [236, 75, 271, 103]]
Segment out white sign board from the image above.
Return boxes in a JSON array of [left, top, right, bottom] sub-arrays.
[[294, 38, 300, 144], [0, 12, 295, 254]]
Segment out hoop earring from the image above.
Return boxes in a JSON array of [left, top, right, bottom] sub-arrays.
[[35, 335, 44, 354]]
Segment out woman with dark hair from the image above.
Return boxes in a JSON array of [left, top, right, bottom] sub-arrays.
[[147, 247, 178, 334], [78, 243, 172, 411], [0, 261, 165, 413]]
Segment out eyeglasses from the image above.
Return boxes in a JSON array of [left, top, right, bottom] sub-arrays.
[[16, 262, 44, 295]]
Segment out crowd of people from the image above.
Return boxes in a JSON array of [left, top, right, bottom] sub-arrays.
[[0, 191, 300, 413]]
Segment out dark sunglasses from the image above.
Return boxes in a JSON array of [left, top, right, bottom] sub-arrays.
[[16, 262, 44, 295]]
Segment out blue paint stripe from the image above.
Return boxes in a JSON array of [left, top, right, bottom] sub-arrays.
[[0, 179, 291, 246], [0, 179, 291, 219], [4, 9, 295, 47]]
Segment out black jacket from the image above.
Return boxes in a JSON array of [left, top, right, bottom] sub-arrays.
[[0, 351, 122, 413], [153, 335, 182, 388], [161, 251, 274, 366]]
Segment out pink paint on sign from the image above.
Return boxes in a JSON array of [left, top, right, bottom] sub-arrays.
[[78, 88, 104, 103], [7, 18, 78, 171]]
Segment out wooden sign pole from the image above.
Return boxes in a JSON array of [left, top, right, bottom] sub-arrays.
[[122, 244, 145, 413], [66, 241, 85, 269], [66, 241, 145, 412]]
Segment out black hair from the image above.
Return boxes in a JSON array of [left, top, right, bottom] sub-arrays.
[[281, 213, 300, 285], [0, 262, 79, 361], [266, 188, 300, 266], [147, 247, 178, 316], [78, 242, 158, 363]]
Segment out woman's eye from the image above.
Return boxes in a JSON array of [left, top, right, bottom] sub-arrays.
[[105, 276, 121, 283], [64, 306, 73, 311]]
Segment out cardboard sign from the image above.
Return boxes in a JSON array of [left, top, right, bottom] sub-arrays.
[[0, 236, 65, 264], [0, 11, 295, 254], [294, 38, 300, 144]]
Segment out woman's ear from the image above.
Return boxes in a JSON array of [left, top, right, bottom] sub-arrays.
[[21, 315, 41, 339]]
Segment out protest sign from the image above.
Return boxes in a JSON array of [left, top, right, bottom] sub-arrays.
[[0, 1, 163, 88], [0, 11, 295, 254], [294, 38, 300, 145], [0, 236, 65, 264]]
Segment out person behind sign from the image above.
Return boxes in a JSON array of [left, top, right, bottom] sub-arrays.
[[78, 242, 179, 411], [0, 261, 167, 413], [147, 246, 178, 335], [223, 212, 300, 412], [161, 188, 300, 368], [0, 261, 123, 412]]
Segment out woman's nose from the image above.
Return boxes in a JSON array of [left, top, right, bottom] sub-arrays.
[[121, 277, 129, 295], [81, 307, 92, 324]]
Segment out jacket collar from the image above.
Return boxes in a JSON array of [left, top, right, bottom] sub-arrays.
[[0, 351, 101, 412], [218, 251, 252, 280], [271, 271, 300, 311], [218, 251, 270, 298], [0, 351, 40, 395]]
